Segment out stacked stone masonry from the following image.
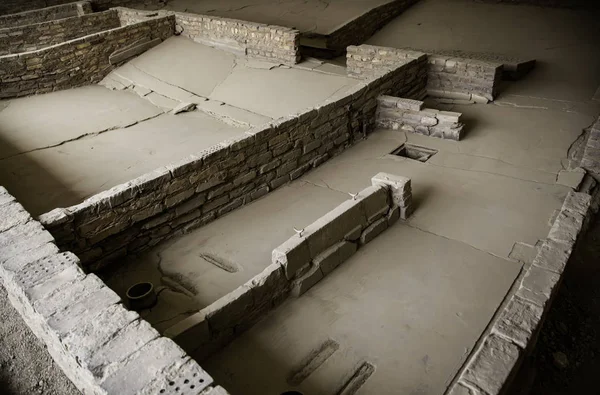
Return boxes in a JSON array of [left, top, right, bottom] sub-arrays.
[[40, 55, 427, 274], [446, 189, 595, 395], [0, 1, 92, 22], [347, 44, 503, 102], [581, 116, 600, 180], [166, 173, 413, 360], [402, 47, 536, 80], [376, 95, 465, 140], [0, 13, 174, 98], [116, 7, 300, 65], [0, 186, 232, 395], [0, 9, 121, 55]]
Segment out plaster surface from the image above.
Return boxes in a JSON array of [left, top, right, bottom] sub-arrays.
[[159, 0, 395, 35], [102, 36, 358, 120]]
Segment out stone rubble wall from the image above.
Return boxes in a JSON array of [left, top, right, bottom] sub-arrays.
[[321, 0, 419, 53], [166, 172, 413, 360], [0, 14, 174, 99], [0, 0, 163, 16], [0, 1, 92, 28], [115, 7, 300, 65], [446, 189, 595, 395], [0, 10, 121, 56], [39, 55, 427, 274], [0, 186, 232, 395], [347, 44, 503, 102], [376, 95, 465, 140]]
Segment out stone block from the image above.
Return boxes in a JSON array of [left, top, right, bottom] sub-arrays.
[[492, 296, 543, 348], [358, 185, 390, 221], [344, 225, 363, 242], [246, 263, 289, 309], [360, 217, 388, 245], [400, 204, 414, 220], [387, 205, 400, 226], [304, 197, 366, 258], [315, 240, 357, 275], [202, 285, 254, 332], [562, 190, 591, 216], [13, 252, 80, 293], [517, 265, 560, 308], [46, 285, 121, 338], [0, 202, 30, 232], [532, 239, 572, 274], [272, 235, 311, 282], [137, 357, 213, 395], [548, 208, 584, 244], [371, 172, 411, 207], [32, 273, 103, 318], [462, 334, 521, 395], [291, 264, 324, 297], [100, 337, 186, 395], [1, 242, 58, 274]]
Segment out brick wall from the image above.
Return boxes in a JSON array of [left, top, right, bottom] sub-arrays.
[[347, 44, 503, 102], [0, 187, 231, 395], [0, 1, 92, 28], [39, 54, 428, 273], [0, 10, 121, 56], [0, 14, 174, 98], [116, 7, 300, 65]]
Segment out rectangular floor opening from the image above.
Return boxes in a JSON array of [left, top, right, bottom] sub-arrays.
[[391, 143, 438, 162]]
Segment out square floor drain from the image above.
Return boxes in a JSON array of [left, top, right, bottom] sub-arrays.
[[391, 144, 438, 162]]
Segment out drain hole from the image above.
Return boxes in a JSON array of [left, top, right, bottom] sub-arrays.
[[391, 143, 437, 162], [127, 282, 153, 298], [126, 282, 157, 310]]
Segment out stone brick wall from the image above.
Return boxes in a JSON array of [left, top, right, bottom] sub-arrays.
[[115, 7, 301, 65], [347, 44, 503, 102], [39, 55, 427, 274], [446, 189, 596, 395], [0, 14, 174, 99], [166, 172, 412, 360], [0, 0, 162, 15], [347, 44, 428, 100], [0, 10, 121, 56], [376, 95, 465, 140], [0, 1, 92, 28], [0, 186, 232, 395]]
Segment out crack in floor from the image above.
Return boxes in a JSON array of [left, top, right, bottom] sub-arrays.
[[0, 112, 164, 162]]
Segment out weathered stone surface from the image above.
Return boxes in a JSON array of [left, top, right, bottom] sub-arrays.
[[492, 296, 543, 348], [548, 209, 584, 244], [315, 241, 358, 275], [247, 263, 289, 308], [12, 252, 79, 293], [202, 285, 254, 331], [532, 239, 572, 274], [291, 264, 324, 297], [360, 217, 388, 245], [0, 202, 30, 232], [272, 234, 311, 279], [462, 334, 521, 395], [517, 265, 560, 307], [137, 357, 214, 395], [100, 337, 186, 395]]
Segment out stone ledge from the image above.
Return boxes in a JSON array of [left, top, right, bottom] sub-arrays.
[[0, 189, 230, 395], [445, 190, 594, 395]]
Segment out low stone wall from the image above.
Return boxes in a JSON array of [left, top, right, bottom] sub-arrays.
[[166, 172, 413, 359], [0, 10, 121, 56], [347, 44, 503, 102], [0, 14, 174, 98], [115, 7, 300, 64], [39, 55, 426, 274], [0, 1, 92, 28], [376, 95, 465, 140], [0, 0, 163, 15], [446, 189, 596, 395], [0, 186, 231, 395], [323, 0, 419, 53]]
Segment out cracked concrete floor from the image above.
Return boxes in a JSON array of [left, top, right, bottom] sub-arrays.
[[158, 0, 395, 35], [0, 36, 357, 217]]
